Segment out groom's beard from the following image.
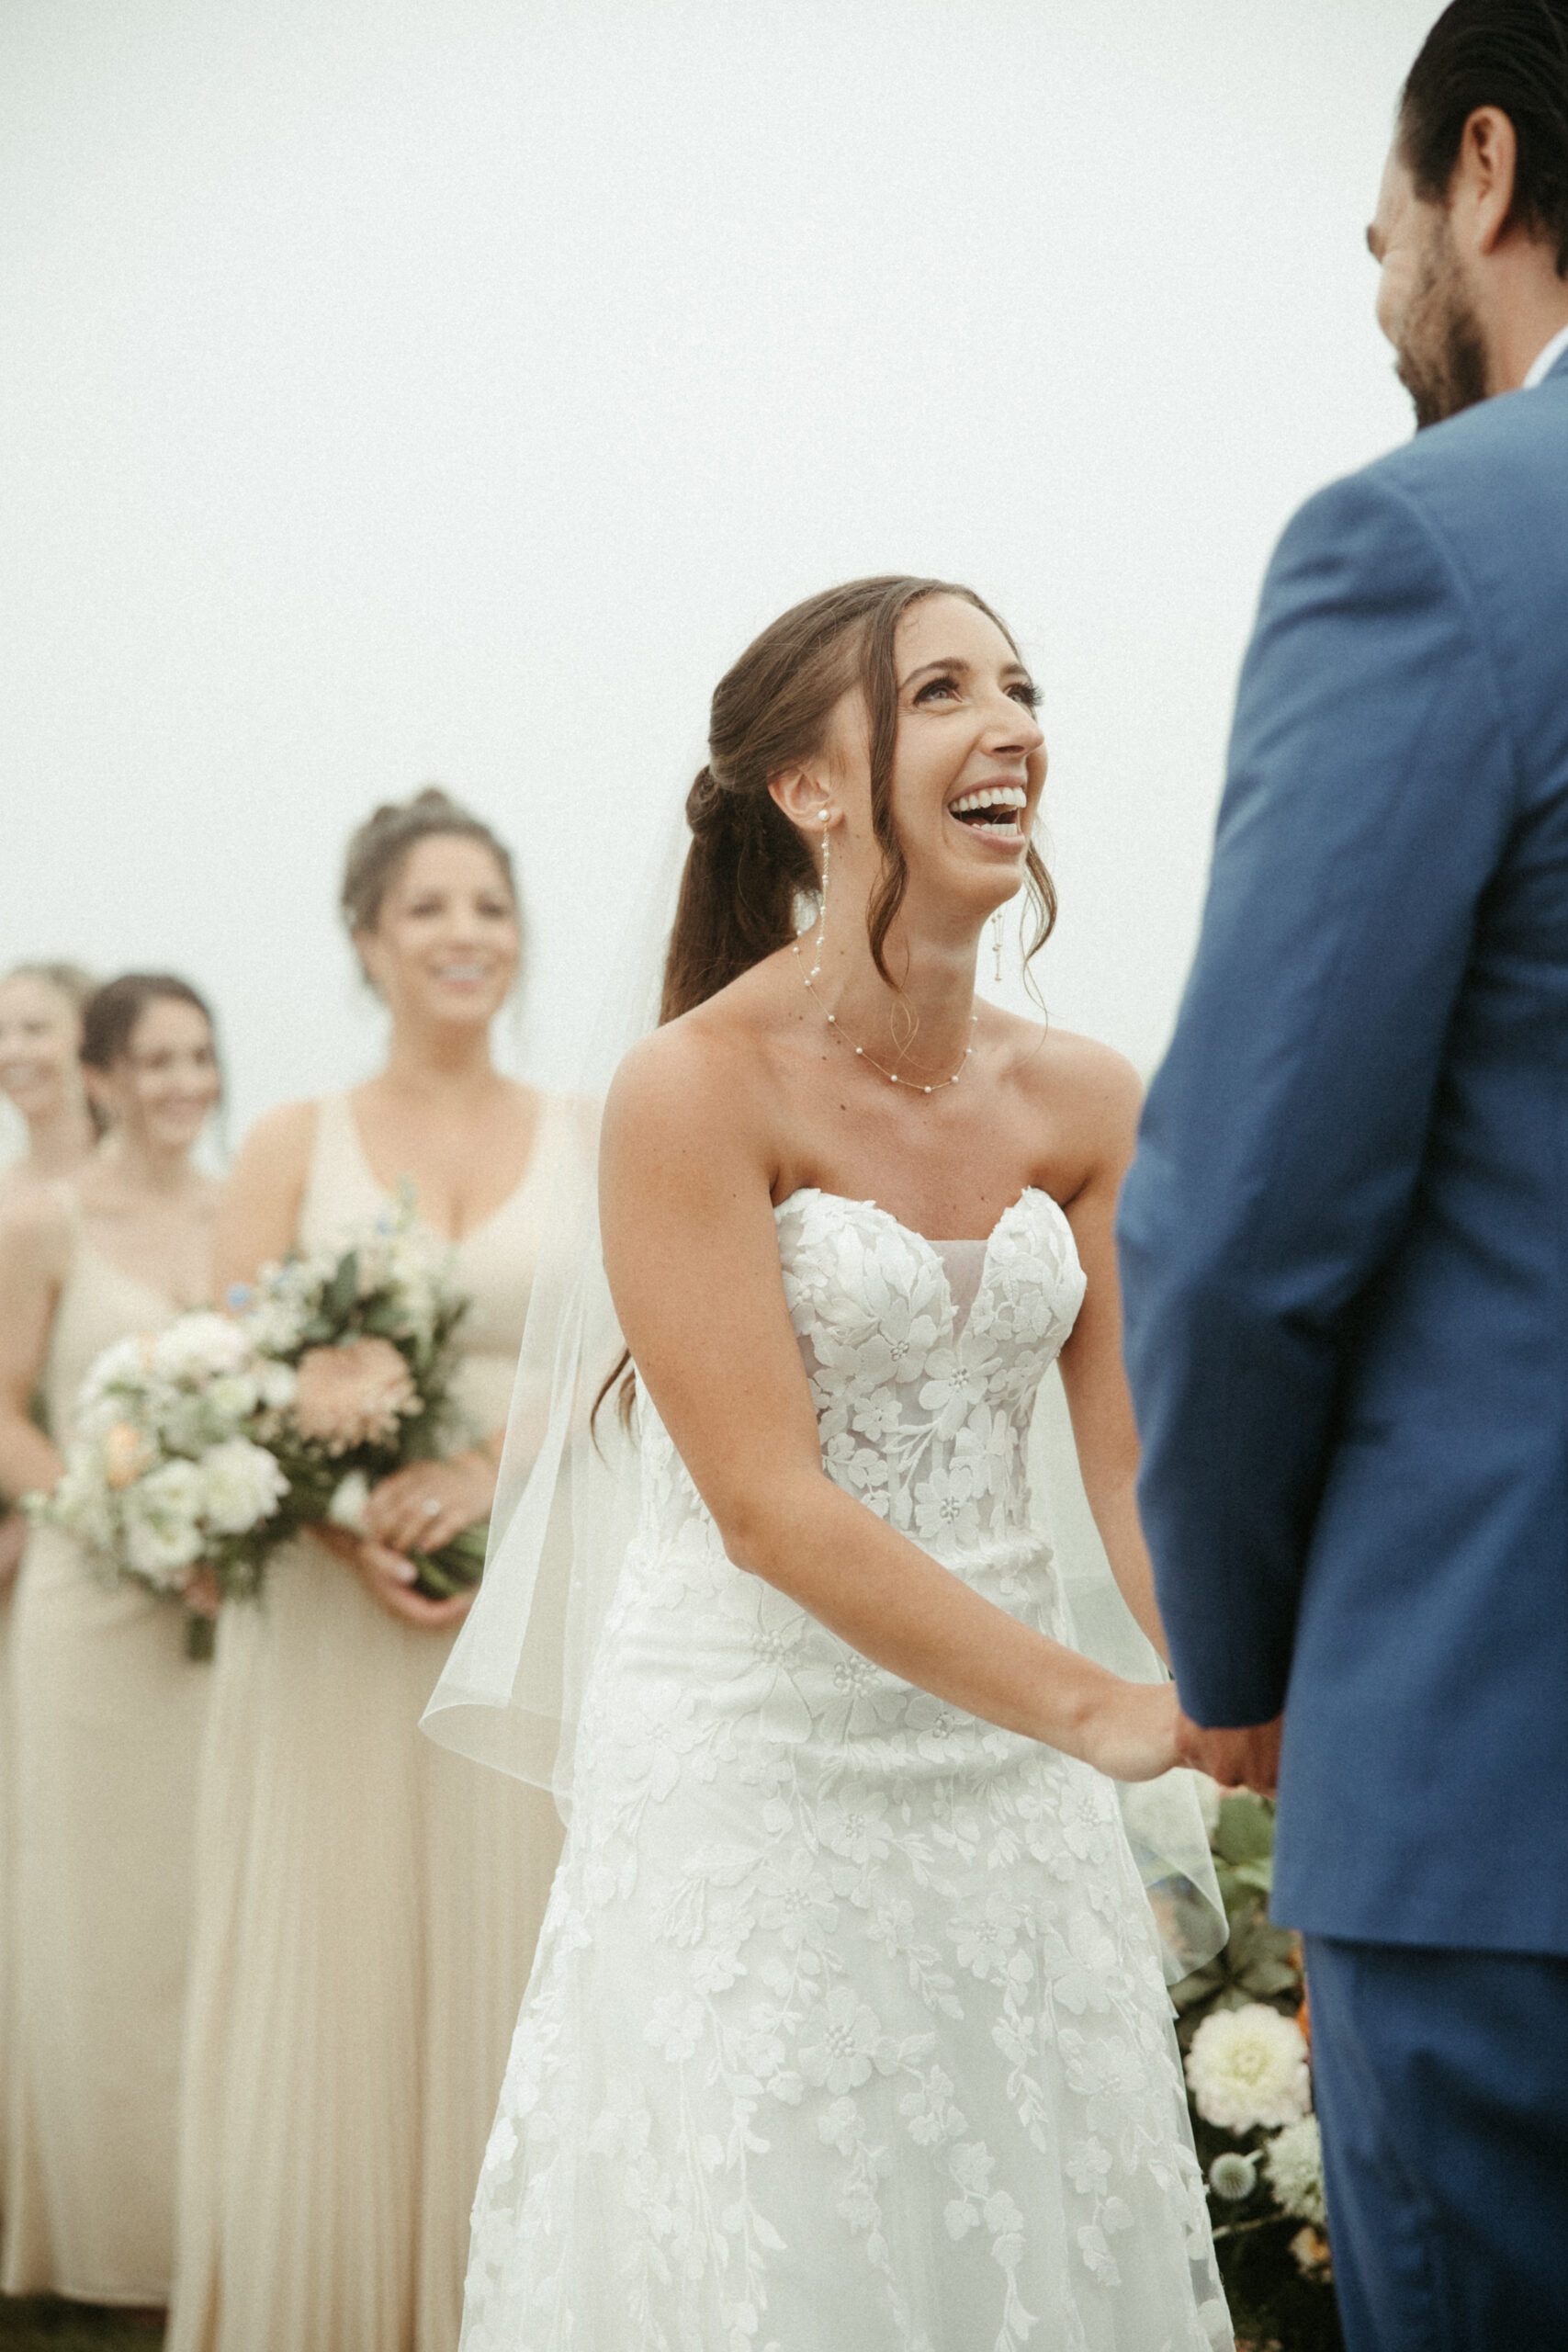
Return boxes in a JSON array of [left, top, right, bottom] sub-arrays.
[[1395, 219, 1489, 431]]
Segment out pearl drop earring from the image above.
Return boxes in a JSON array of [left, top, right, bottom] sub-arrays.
[[991, 910, 1004, 986], [793, 808, 976, 1093]]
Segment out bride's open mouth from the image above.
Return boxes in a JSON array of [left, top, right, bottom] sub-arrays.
[[947, 785, 1028, 845]]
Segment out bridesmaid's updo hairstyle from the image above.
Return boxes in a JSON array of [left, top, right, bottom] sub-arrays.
[[81, 974, 220, 1078], [660, 574, 1057, 1024], [340, 787, 523, 983]]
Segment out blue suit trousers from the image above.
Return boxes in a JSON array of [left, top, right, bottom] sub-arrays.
[[1304, 1937, 1568, 2350]]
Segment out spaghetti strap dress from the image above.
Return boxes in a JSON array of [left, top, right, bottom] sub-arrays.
[[168, 1091, 579, 2352], [3, 1200, 210, 2303]]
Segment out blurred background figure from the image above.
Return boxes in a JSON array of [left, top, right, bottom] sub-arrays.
[[169, 789, 582, 2352], [0, 962, 98, 2244], [0, 973, 221, 2310], [0, 965, 99, 1583]]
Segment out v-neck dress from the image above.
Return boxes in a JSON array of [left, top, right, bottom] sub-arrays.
[[3, 1208, 211, 2304], [168, 1091, 582, 2352]]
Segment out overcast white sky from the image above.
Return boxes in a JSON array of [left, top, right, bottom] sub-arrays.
[[1, 0, 1436, 1151]]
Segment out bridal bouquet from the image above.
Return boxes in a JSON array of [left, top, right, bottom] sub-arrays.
[[1171, 1789, 1338, 2349], [31, 1195, 488, 1651]]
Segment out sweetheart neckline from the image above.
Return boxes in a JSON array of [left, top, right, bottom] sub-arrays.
[[772, 1183, 1055, 1250], [772, 1185, 1081, 1344]]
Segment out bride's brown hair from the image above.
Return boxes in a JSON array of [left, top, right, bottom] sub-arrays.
[[660, 574, 1056, 1023], [598, 576, 1058, 1433]]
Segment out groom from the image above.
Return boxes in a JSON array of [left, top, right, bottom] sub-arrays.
[[1117, 4, 1568, 2345]]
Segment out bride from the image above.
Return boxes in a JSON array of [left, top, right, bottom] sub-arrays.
[[450, 576, 1231, 2348]]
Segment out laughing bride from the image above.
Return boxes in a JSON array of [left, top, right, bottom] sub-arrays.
[[437, 575, 1232, 2349]]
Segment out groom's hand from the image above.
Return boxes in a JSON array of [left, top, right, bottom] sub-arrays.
[[1175, 1711, 1282, 1797]]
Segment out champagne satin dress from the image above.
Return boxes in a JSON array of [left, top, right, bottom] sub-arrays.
[[4, 1204, 211, 2302], [168, 1092, 576, 2352]]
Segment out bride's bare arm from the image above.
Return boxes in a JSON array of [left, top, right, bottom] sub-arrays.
[[1050, 1040, 1171, 1663], [599, 1026, 1178, 1782]]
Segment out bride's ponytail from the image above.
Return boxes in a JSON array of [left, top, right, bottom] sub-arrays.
[[659, 765, 815, 1023]]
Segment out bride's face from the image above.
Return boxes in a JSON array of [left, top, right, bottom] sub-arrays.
[[358, 834, 520, 1030], [824, 594, 1045, 917], [0, 974, 84, 1128]]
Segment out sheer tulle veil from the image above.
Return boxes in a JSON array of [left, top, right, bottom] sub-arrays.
[[419, 816, 685, 1808], [420, 808, 1224, 1976]]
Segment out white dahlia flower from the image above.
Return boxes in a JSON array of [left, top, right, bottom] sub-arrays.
[[200, 1438, 288, 1536], [1266, 2114, 1326, 2226], [1184, 2003, 1311, 2133]]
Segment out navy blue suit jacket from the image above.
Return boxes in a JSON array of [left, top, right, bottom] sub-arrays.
[[1118, 349, 1568, 1954]]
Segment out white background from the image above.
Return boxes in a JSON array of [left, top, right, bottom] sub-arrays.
[[1, 0, 1436, 1152]]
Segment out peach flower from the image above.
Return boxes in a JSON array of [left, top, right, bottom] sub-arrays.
[[291, 1338, 416, 1454], [104, 1420, 152, 1490]]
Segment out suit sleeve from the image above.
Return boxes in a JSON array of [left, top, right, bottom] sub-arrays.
[[1117, 468, 1519, 1726]]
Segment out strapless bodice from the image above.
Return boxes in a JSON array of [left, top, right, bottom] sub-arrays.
[[637, 1184, 1087, 1569]]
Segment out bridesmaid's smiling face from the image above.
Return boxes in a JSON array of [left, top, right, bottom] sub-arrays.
[[0, 972, 84, 1129], [355, 834, 520, 1033], [88, 997, 221, 1154], [814, 594, 1046, 926]]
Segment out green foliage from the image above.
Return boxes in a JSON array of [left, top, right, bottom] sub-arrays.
[[1172, 1794, 1343, 2348]]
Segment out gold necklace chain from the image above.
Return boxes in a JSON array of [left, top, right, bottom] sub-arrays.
[[792, 820, 976, 1093]]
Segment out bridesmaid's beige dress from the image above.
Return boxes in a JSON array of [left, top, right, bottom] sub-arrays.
[[3, 1203, 210, 2302], [168, 1092, 574, 2352]]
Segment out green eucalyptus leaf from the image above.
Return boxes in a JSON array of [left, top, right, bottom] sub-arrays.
[[1213, 1793, 1276, 1866]]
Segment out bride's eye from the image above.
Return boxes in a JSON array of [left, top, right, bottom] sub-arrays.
[[1010, 682, 1042, 710], [912, 675, 961, 704]]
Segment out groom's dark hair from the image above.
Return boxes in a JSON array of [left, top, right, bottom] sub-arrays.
[[1400, 0, 1568, 271]]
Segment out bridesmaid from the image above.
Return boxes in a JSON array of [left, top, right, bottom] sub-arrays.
[[0, 963, 99, 1586], [0, 973, 221, 2306], [0, 962, 99, 2212], [169, 788, 581, 2352]]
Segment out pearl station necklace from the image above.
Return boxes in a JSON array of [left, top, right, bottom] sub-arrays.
[[792, 818, 976, 1094]]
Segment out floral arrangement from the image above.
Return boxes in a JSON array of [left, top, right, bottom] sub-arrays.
[[30, 1195, 486, 1652], [1172, 1786, 1341, 2350]]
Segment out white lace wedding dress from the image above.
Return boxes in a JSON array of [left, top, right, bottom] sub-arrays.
[[462, 1187, 1231, 2351]]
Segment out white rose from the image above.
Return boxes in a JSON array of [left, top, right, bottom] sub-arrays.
[[326, 1469, 370, 1532], [199, 1438, 289, 1536], [243, 1298, 309, 1357], [82, 1334, 154, 1398], [206, 1372, 259, 1430], [256, 1360, 298, 1412], [1265, 2114, 1326, 2227], [151, 1313, 250, 1385], [1184, 2003, 1312, 2133], [122, 1458, 206, 1584]]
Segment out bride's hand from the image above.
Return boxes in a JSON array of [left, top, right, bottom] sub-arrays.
[[1078, 1677, 1181, 1783], [313, 1522, 477, 1632]]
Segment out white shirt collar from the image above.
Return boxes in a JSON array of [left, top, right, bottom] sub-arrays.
[[1523, 319, 1568, 389]]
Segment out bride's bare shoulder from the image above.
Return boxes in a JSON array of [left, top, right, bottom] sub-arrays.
[[1004, 1018, 1143, 1161], [606, 977, 782, 1166]]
